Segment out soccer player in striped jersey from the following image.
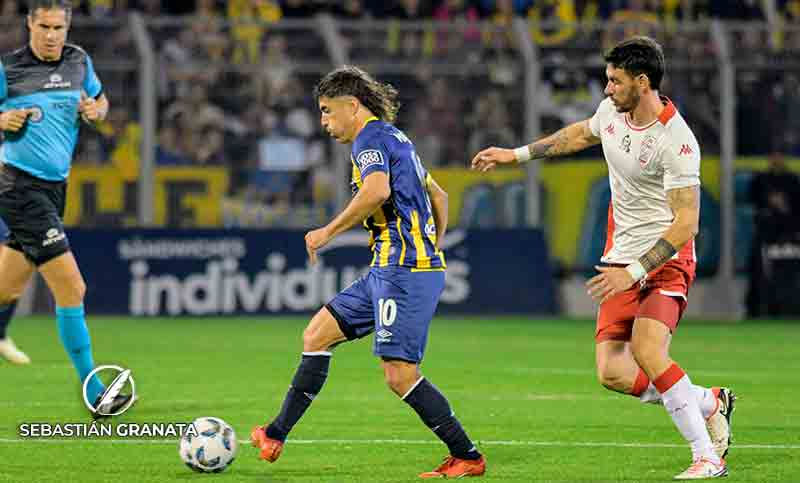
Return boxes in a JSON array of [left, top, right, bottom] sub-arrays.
[[251, 66, 486, 479], [471, 37, 734, 479]]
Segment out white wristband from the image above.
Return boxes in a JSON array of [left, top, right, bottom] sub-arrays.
[[513, 146, 531, 163], [625, 261, 648, 282]]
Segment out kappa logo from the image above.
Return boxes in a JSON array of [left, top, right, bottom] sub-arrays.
[[82, 365, 136, 417], [679, 144, 694, 156], [356, 149, 384, 171], [44, 73, 71, 89]]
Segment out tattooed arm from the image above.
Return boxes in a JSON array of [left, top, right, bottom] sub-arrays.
[[635, 185, 700, 273], [586, 185, 700, 302], [471, 119, 601, 171]]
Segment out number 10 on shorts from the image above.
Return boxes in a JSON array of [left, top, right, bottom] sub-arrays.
[[378, 298, 397, 326]]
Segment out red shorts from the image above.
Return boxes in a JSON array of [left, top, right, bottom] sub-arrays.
[[595, 259, 695, 343]]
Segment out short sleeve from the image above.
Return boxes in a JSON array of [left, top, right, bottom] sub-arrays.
[[353, 136, 389, 179], [663, 133, 701, 191], [589, 97, 614, 137], [82, 54, 103, 98], [0, 60, 7, 105]]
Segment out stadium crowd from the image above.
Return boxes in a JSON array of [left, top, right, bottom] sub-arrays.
[[0, 0, 797, 226]]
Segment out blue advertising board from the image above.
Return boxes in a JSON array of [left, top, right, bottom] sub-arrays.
[[67, 228, 556, 315]]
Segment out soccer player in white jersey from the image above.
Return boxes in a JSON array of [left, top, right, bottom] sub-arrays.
[[471, 36, 735, 480]]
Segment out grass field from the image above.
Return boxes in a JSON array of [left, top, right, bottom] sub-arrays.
[[0, 316, 798, 482]]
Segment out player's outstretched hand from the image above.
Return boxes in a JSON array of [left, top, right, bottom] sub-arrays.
[[470, 146, 516, 172], [305, 227, 332, 265], [0, 109, 33, 132], [586, 265, 635, 303], [78, 92, 101, 123]]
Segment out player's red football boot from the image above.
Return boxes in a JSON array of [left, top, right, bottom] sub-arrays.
[[250, 425, 283, 462], [419, 455, 486, 478]]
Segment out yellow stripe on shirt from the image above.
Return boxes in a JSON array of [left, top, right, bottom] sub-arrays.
[[396, 215, 407, 266], [410, 210, 431, 269]]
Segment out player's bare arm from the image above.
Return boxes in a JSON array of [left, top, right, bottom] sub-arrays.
[[79, 92, 109, 124], [587, 185, 700, 302], [471, 119, 600, 172], [305, 171, 391, 264], [426, 175, 448, 250]]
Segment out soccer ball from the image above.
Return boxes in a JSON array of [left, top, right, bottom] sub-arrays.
[[179, 417, 238, 473]]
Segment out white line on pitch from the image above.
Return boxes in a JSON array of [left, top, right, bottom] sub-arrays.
[[0, 438, 797, 450]]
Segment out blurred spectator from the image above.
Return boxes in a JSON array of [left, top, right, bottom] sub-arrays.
[[250, 109, 309, 204], [466, 89, 516, 159], [228, 0, 282, 64], [432, 0, 482, 57], [406, 103, 445, 166], [0, 14, 25, 54], [386, 0, 435, 58], [539, 60, 604, 129], [482, 0, 518, 54], [1, 0, 23, 16], [746, 151, 800, 317]]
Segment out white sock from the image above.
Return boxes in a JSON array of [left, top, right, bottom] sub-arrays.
[[660, 374, 719, 463], [639, 383, 718, 419]]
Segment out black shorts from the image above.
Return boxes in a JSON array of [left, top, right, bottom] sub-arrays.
[[0, 163, 70, 265]]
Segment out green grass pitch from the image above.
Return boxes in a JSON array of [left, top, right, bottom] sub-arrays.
[[0, 316, 798, 481]]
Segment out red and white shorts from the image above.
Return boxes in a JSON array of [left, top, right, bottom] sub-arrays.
[[595, 259, 696, 343]]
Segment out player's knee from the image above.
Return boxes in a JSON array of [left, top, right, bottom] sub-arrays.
[[301, 326, 322, 352], [62, 278, 87, 304], [382, 361, 418, 396], [596, 363, 627, 392]]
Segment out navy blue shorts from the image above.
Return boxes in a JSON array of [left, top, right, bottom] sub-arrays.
[[326, 267, 445, 363]]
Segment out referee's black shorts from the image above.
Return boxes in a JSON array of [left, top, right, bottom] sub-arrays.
[[0, 163, 70, 266]]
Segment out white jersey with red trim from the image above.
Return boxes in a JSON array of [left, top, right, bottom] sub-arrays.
[[588, 96, 700, 265]]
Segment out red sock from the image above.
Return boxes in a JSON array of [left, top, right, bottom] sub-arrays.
[[653, 363, 686, 393], [630, 368, 650, 397]]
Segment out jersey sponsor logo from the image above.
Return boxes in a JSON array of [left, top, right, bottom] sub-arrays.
[[620, 134, 632, 153], [42, 227, 66, 247], [44, 73, 72, 89], [679, 144, 694, 156], [356, 149, 384, 171], [639, 134, 658, 167]]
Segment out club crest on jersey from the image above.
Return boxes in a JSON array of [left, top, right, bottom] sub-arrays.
[[639, 135, 658, 167], [356, 149, 384, 170], [620, 134, 631, 153]]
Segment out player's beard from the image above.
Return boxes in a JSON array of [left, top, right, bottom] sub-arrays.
[[614, 88, 639, 113]]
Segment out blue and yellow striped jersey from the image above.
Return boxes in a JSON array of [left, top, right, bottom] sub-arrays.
[[350, 118, 445, 271]]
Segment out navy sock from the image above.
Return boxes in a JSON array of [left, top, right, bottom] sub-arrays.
[[403, 378, 481, 460], [0, 302, 17, 340], [266, 352, 331, 442]]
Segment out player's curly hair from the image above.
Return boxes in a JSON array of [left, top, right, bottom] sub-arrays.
[[27, 0, 72, 19], [604, 36, 665, 91], [314, 66, 400, 123]]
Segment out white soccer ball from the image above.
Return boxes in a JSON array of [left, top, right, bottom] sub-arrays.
[[179, 417, 238, 473]]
